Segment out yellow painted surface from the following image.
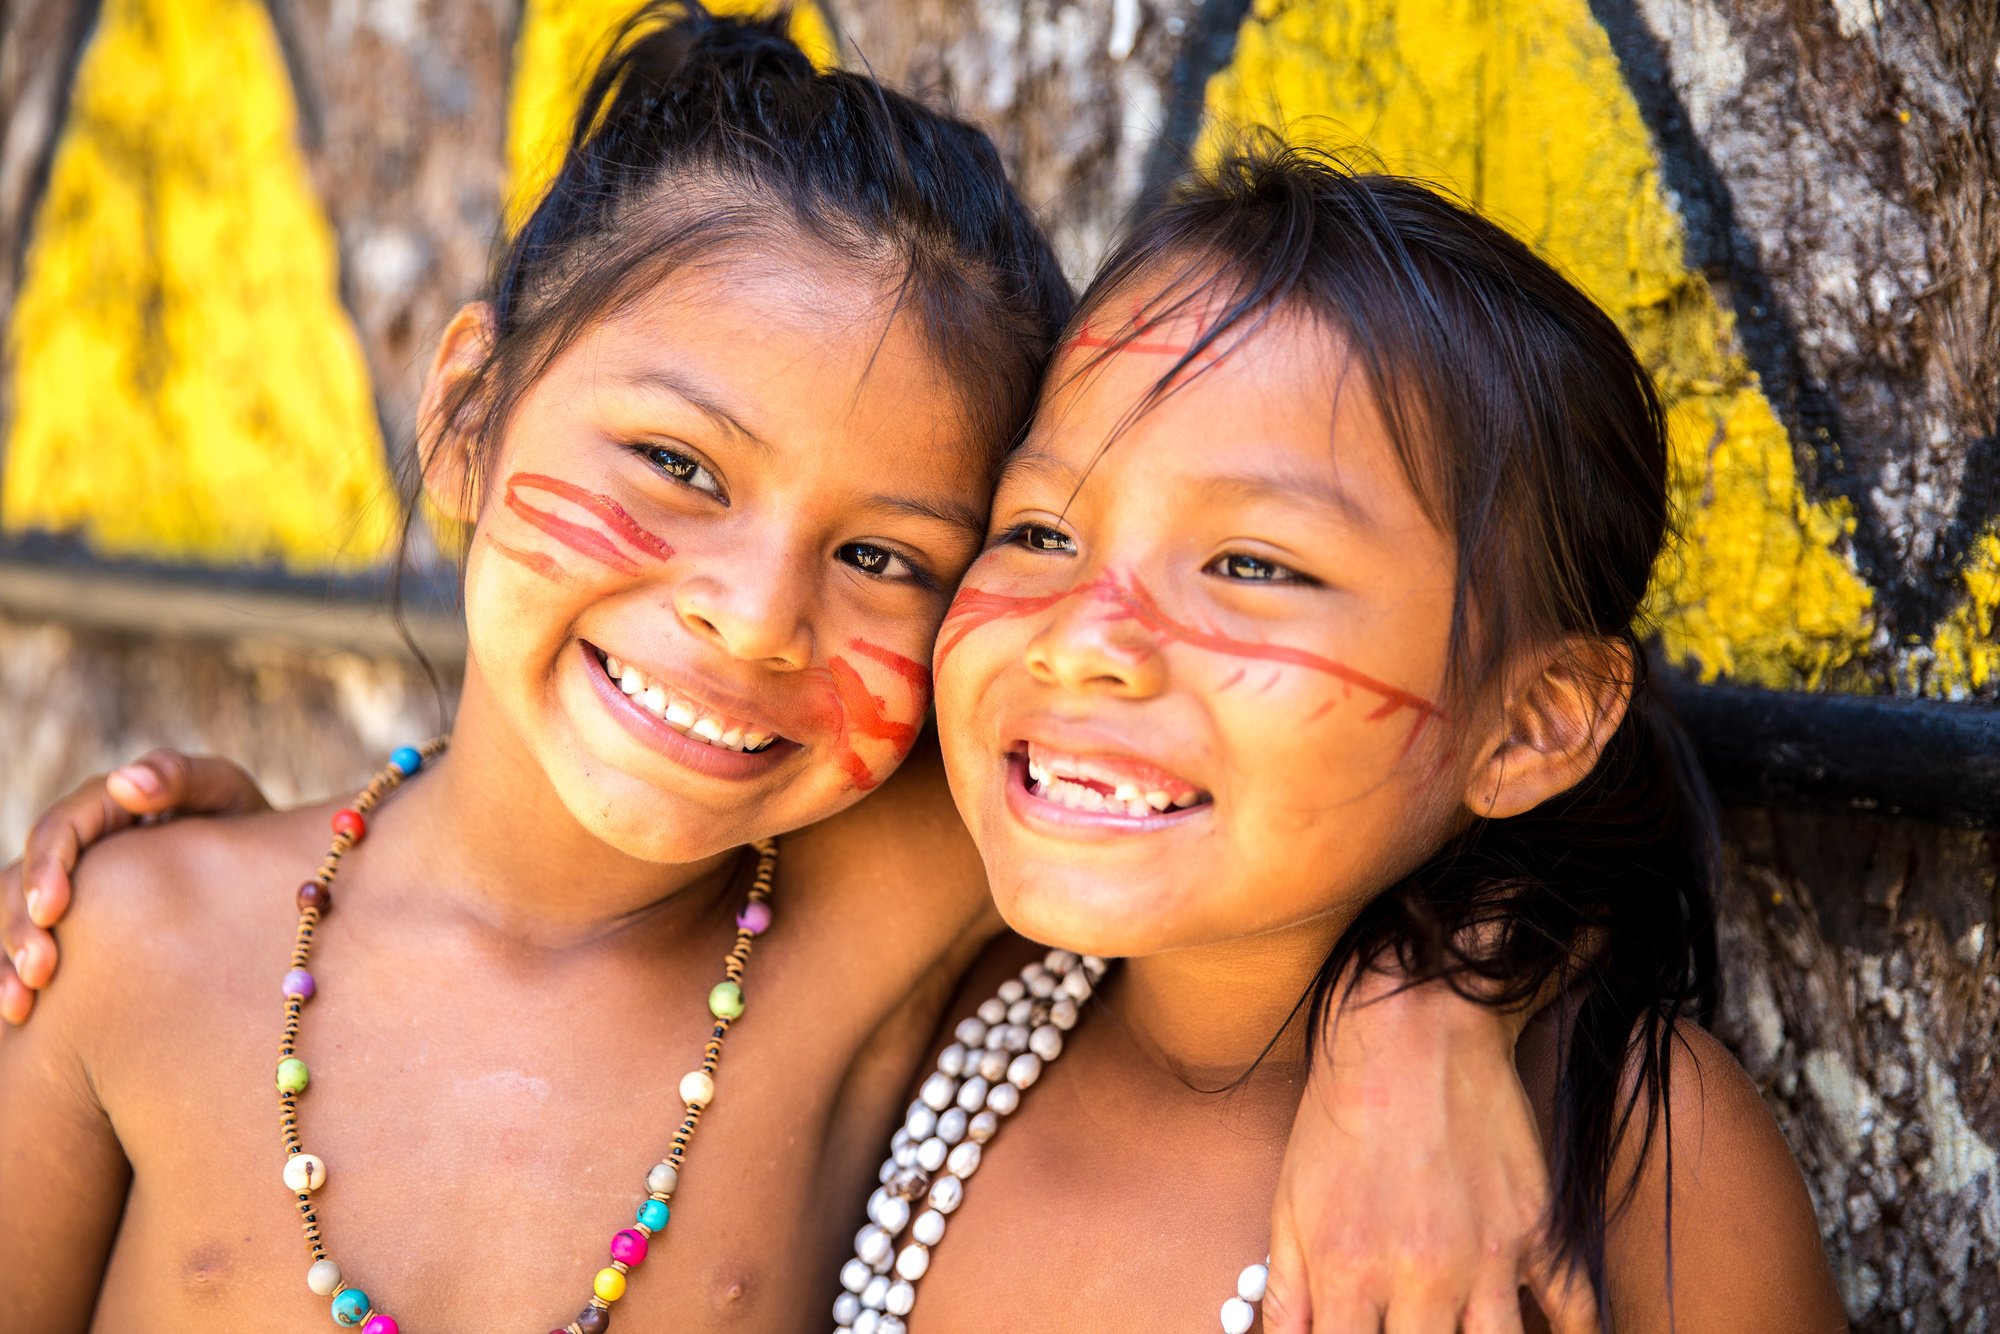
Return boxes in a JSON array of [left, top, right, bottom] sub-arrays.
[[1929, 533, 2000, 697], [1202, 0, 1891, 691], [3, 0, 395, 570], [507, 0, 837, 229]]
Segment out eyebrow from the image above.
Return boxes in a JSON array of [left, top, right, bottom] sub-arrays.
[[869, 491, 990, 540], [1197, 467, 1379, 531], [619, 368, 769, 451]]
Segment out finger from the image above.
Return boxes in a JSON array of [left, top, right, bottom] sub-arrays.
[[1381, 1287, 1462, 1334], [1261, 1213, 1314, 1334], [0, 965, 34, 1026], [1460, 1280, 1529, 1334], [5, 924, 57, 990], [1306, 1290, 1386, 1334], [21, 783, 119, 932], [1526, 1257, 1602, 1334], [112, 749, 271, 818]]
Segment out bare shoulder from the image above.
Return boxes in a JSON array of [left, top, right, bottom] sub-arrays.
[[787, 728, 994, 939], [1602, 1022, 1847, 1333], [44, 803, 331, 1061]]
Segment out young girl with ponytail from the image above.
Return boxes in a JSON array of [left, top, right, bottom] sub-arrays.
[[847, 146, 1845, 1332], [0, 8, 1587, 1333]]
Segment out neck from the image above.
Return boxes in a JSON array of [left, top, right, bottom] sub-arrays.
[[376, 672, 738, 950], [1108, 909, 1357, 1087]]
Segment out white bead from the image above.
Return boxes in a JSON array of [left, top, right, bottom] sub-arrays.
[[893, 1139, 920, 1168], [856, 1224, 893, 1267], [647, 1161, 679, 1195], [1007, 1051, 1043, 1088], [997, 978, 1026, 1003], [928, 1174, 964, 1213], [1049, 997, 1079, 1031], [1060, 968, 1093, 1001], [1006, 998, 1033, 1026], [916, 1136, 948, 1172], [283, 1153, 327, 1193], [937, 1042, 968, 1076], [878, 1158, 898, 1184], [853, 1310, 881, 1334], [1000, 1024, 1030, 1054], [977, 1048, 1010, 1082], [834, 1292, 862, 1324], [920, 1071, 958, 1111], [1238, 1263, 1269, 1301], [894, 1243, 931, 1280], [905, 1103, 937, 1140], [841, 1258, 872, 1292], [977, 997, 1007, 1024], [1045, 947, 1080, 973], [983, 1024, 1010, 1050], [878, 1316, 907, 1334], [1082, 954, 1108, 979], [967, 1110, 999, 1143], [1026, 967, 1057, 998], [936, 1107, 968, 1145], [911, 1209, 946, 1246], [946, 1140, 983, 1178], [1030, 1024, 1064, 1060], [869, 1191, 910, 1233], [861, 1273, 890, 1309], [986, 1082, 1021, 1116], [305, 1258, 342, 1295], [954, 1016, 988, 1047], [680, 1070, 716, 1105], [955, 1075, 989, 1112], [886, 1277, 917, 1314], [1221, 1297, 1256, 1333]]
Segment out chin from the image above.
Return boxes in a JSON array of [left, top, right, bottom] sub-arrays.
[[987, 867, 1191, 960]]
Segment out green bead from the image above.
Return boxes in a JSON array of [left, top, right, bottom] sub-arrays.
[[707, 980, 744, 1020], [276, 1057, 311, 1095]]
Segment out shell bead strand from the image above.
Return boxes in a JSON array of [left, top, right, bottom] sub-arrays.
[[828, 951, 1265, 1334], [272, 740, 781, 1332]]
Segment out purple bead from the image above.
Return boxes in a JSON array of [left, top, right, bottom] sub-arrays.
[[736, 901, 772, 936], [282, 969, 316, 1000]]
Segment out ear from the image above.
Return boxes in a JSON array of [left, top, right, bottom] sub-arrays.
[[414, 302, 497, 526], [1462, 636, 1634, 820]]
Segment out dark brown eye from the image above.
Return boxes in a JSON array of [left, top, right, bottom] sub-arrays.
[[1019, 524, 1073, 553], [838, 543, 898, 576], [1206, 552, 1300, 582]]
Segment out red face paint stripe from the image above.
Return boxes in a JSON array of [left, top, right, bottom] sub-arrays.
[[935, 586, 1074, 668], [488, 539, 574, 585], [504, 488, 641, 574], [506, 473, 675, 561], [827, 656, 921, 749], [845, 638, 933, 694]]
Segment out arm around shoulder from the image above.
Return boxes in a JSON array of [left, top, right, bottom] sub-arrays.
[[1606, 1024, 1847, 1334]]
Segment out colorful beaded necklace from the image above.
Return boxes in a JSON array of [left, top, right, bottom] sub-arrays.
[[273, 741, 779, 1333], [833, 949, 1270, 1334]]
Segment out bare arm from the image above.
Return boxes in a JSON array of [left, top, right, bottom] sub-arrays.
[[0, 751, 269, 1023], [1264, 969, 1593, 1334], [0, 905, 133, 1332]]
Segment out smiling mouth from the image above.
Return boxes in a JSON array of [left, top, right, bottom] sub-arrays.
[[1017, 742, 1212, 819], [590, 646, 783, 754]]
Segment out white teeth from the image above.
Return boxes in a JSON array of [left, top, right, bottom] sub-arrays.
[[1113, 783, 1141, 803], [595, 650, 776, 755], [1024, 752, 1206, 819], [1171, 792, 1200, 808], [1145, 790, 1171, 811]]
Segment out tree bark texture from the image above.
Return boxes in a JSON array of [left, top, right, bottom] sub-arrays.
[[0, 0, 1994, 1326]]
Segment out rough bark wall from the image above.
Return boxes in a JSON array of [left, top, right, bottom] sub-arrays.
[[0, 1, 1993, 1327]]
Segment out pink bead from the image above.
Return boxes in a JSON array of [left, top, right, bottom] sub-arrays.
[[611, 1227, 649, 1265], [736, 901, 772, 935], [361, 1319, 398, 1334]]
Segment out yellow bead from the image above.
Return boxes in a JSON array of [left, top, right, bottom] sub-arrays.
[[594, 1267, 627, 1302]]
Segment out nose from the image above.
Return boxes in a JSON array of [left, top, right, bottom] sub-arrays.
[[1023, 571, 1166, 698], [671, 554, 815, 670]]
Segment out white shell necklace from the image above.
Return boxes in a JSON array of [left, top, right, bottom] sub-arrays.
[[832, 948, 1271, 1334]]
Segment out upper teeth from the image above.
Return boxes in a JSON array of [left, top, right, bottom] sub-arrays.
[[1025, 756, 1196, 818], [602, 652, 774, 753]]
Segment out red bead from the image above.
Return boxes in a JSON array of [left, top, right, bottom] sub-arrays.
[[297, 880, 332, 913], [332, 809, 367, 841], [610, 1228, 648, 1266]]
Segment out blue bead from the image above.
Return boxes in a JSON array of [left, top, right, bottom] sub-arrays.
[[331, 1288, 370, 1326], [389, 747, 423, 777], [637, 1199, 670, 1231]]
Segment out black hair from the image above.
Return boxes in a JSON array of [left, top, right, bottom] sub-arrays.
[[1070, 141, 1718, 1312], [411, 0, 1071, 540]]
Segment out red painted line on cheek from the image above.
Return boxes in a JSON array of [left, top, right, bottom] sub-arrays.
[[935, 585, 1078, 670], [504, 488, 641, 574], [508, 473, 675, 561], [488, 539, 575, 585], [828, 658, 920, 748], [844, 638, 933, 696]]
